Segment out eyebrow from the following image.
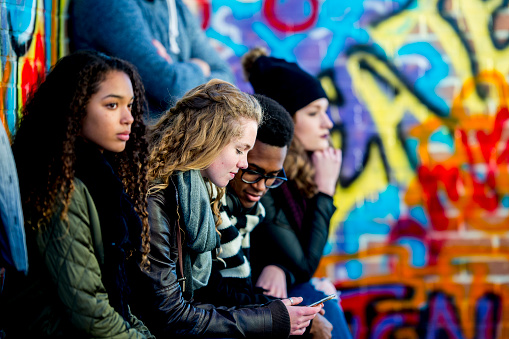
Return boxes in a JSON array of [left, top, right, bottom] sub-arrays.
[[306, 104, 321, 111], [101, 94, 135, 100], [240, 142, 253, 151], [307, 101, 326, 110]]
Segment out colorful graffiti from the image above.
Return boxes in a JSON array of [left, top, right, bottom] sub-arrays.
[[0, 0, 68, 138], [3, 0, 509, 336]]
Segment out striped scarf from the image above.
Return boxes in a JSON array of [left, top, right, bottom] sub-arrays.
[[216, 193, 265, 279]]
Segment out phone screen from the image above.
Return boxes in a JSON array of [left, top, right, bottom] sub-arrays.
[[306, 293, 336, 307]]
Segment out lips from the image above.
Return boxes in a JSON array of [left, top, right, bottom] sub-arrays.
[[117, 132, 130, 141], [245, 192, 262, 202]]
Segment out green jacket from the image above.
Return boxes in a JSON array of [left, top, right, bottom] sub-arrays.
[[0, 179, 153, 338]]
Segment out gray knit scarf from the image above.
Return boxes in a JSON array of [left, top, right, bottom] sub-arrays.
[[176, 170, 219, 290]]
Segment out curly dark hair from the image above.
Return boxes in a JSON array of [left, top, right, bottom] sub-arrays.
[[252, 94, 294, 148], [12, 50, 151, 268]]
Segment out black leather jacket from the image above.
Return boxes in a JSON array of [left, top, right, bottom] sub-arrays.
[[251, 184, 335, 285], [129, 177, 291, 338]]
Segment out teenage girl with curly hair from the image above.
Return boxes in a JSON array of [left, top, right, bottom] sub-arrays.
[[0, 50, 153, 338], [128, 78, 322, 337]]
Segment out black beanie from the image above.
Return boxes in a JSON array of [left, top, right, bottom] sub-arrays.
[[253, 94, 294, 148], [247, 55, 327, 116]]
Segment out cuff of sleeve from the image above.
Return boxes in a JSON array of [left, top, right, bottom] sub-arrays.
[[315, 192, 336, 214], [315, 191, 334, 202], [283, 267, 295, 287], [268, 299, 291, 338]]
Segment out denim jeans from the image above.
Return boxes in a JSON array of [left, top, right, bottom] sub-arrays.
[[289, 280, 352, 339]]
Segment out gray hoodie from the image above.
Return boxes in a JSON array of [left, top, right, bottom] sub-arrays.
[[69, 0, 234, 117]]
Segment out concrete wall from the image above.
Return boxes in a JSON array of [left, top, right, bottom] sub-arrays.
[[2, 0, 509, 337]]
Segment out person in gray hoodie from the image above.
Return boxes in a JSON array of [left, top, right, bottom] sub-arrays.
[[69, 0, 234, 118]]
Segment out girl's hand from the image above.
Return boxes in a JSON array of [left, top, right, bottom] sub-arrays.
[[312, 147, 342, 196], [282, 297, 322, 335], [255, 265, 287, 298]]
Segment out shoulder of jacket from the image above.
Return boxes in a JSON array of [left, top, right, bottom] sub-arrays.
[[67, 178, 97, 214], [148, 178, 177, 206], [72, 177, 87, 194]]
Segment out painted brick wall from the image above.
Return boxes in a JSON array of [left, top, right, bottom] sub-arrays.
[[2, 0, 509, 337]]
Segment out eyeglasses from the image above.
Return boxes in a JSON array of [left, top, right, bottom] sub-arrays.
[[240, 168, 287, 188]]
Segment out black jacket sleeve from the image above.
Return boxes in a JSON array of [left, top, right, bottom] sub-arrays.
[[194, 260, 277, 307], [129, 184, 290, 338], [251, 189, 335, 285]]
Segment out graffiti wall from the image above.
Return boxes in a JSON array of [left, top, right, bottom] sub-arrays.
[[201, 1, 509, 337], [0, 0, 69, 138], [2, 0, 509, 337]]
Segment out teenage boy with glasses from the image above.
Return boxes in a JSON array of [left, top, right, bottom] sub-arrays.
[[194, 94, 334, 338]]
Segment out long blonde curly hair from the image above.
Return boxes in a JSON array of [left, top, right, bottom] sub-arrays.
[[147, 79, 262, 222]]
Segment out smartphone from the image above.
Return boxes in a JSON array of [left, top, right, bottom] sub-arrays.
[[306, 293, 337, 307]]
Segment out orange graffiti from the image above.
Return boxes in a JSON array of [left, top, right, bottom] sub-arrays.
[[407, 71, 509, 233], [0, 60, 12, 141]]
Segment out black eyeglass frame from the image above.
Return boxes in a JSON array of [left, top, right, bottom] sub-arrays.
[[240, 168, 287, 188]]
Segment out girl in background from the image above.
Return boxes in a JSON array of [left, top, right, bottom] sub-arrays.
[[1, 50, 153, 338], [129, 79, 321, 337], [243, 47, 352, 339]]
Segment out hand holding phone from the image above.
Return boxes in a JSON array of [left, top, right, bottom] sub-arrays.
[[306, 293, 337, 307]]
